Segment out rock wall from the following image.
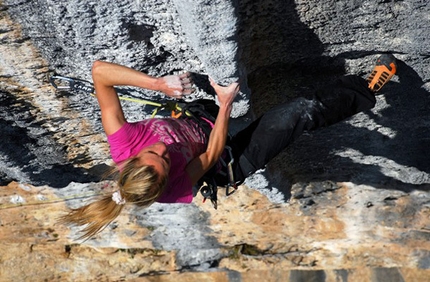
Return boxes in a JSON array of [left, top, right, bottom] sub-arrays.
[[1, 0, 430, 281]]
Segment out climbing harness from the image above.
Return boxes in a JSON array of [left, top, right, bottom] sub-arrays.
[[180, 101, 238, 209], [49, 74, 238, 209]]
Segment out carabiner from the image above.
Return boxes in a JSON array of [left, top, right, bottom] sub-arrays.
[[49, 75, 75, 91]]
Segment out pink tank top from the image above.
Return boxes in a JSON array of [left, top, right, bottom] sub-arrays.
[[107, 118, 208, 203]]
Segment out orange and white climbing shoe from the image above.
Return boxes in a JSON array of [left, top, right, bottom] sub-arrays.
[[367, 54, 397, 92]]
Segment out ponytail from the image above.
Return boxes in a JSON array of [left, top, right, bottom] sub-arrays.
[[59, 157, 168, 240], [59, 195, 124, 240]]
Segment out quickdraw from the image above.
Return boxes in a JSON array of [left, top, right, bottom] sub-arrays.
[[197, 150, 238, 210]]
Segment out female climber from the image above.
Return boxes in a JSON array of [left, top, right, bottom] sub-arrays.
[[60, 54, 397, 239]]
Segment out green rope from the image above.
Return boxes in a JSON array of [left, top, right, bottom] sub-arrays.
[[49, 75, 186, 118]]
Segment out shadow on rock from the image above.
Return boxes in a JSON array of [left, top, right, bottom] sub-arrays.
[[233, 1, 430, 199], [0, 90, 109, 188]]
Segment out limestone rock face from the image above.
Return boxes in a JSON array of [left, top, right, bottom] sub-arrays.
[[1, 0, 430, 281]]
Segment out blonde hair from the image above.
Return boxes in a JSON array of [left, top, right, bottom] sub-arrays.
[[59, 157, 168, 240]]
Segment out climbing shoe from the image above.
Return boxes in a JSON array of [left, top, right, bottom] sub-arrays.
[[367, 54, 397, 92]]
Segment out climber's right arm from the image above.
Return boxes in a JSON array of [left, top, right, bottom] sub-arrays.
[[92, 60, 192, 135]]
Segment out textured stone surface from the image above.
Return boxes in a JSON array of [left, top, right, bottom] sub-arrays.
[[1, 180, 430, 281], [1, 0, 430, 281]]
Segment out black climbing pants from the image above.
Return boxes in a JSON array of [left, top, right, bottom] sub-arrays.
[[224, 75, 376, 185]]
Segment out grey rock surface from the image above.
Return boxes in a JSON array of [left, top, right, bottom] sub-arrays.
[[1, 0, 430, 280], [3, 0, 429, 195]]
